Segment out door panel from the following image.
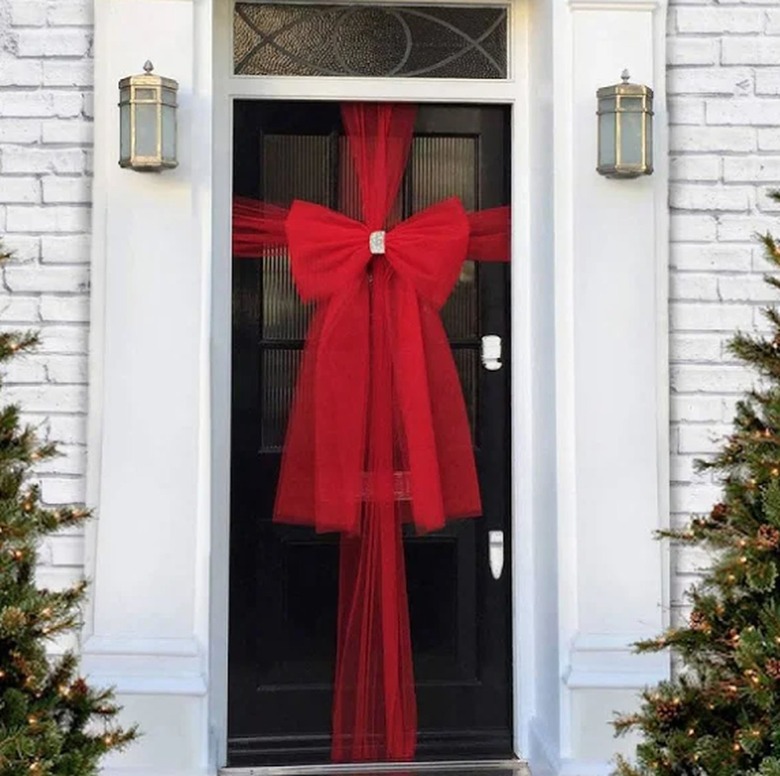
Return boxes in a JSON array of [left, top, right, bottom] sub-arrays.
[[229, 101, 511, 766]]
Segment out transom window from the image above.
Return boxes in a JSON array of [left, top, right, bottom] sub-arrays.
[[234, 3, 509, 79]]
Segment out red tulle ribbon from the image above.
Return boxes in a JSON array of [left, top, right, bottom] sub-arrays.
[[233, 102, 509, 762]]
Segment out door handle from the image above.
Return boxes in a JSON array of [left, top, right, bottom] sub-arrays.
[[481, 335, 502, 371], [488, 530, 504, 580]]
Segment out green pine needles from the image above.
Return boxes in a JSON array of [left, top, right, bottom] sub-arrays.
[[613, 194, 780, 776], [0, 243, 137, 774]]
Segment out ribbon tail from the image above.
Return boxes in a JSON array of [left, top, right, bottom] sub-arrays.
[[274, 281, 369, 534], [331, 263, 416, 762], [420, 303, 482, 519], [332, 516, 415, 761], [392, 282, 447, 532]]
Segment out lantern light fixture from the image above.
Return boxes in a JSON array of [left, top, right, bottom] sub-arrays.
[[596, 70, 654, 179], [118, 61, 178, 172]]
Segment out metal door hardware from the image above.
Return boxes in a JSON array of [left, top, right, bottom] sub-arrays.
[[489, 530, 504, 580], [481, 335, 502, 371]]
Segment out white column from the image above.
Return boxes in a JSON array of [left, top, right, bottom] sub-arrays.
[[84, 1, 212, 773], [529, 0, 671, 773]]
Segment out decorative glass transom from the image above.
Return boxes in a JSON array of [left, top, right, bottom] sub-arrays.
[[234, 3, 508, 79]]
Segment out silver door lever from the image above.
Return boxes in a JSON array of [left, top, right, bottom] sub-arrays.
[[481, 335, 502, 371], [489, 530, 504, 580]]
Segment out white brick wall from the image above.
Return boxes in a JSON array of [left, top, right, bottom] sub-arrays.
[[0, 0, 93, 593], [668, 1, 780, 625]]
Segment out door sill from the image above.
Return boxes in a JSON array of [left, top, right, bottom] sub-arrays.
[[220, 759, 530, 776]]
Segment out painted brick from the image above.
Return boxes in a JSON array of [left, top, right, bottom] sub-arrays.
[[41, 119, 92, 145], [676, 8, 764, 34], [4, 265, 88, 293], [721, 37, 780, 65], [668, 98, 706, 125], [40, 234, 90, 264], [8, 0, 46, 26], [44, 415, 86, 445], [757, 187, 780, 212], [706, 99, 780, 126], [718, 275, 780, 302], [667, 39, 718, 67], [670, 155, 720, 182], [42, 177, 91, 204], [2, 146, 83, 173], [2, 357, 47, 384], [671, 302, 754, 331], [5, 205, 89, 234], [42, 60, 93, 87], [0, 177, 40, 204], [40, 478, 85, 506], [0, 91, 82, 118], [0, 59, 43, 87], [0, 295, 39, 322], [667, 67, 752, 96], [717, 215, 779, 242], [668, 333, 723, 360], [2, 385, 86, 413], [723, 156, 780, 182], [666, 0, 780, 632], [671, 484, 725, 513], [758, 129, 780, 151], [42, 534, 84, 565], [670, 397, 725, 423], [14, 29, 91, 58], [756, 68, 780, 96], [677, 425, 732, 455], [47, 0, 93, 27], [670, 215, 718, 242], [1, 235, 40, 262], [670, 274, 719, 301], [37, 325, 88, 355], [45, 354, 88, 384], [39, 296, 89, 323], [36, 445, 85, 476], [670, 365, 755, 394], [0, 120, 40, 144], [670, 126, 755, 153], [670, 184, 751, 212]]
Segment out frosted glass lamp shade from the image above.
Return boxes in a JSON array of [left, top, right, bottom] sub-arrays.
[[118, 61, 178, 172], [596, 72, 653, 179]]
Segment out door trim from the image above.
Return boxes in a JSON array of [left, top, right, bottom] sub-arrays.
[[211, 0, 534, 767]]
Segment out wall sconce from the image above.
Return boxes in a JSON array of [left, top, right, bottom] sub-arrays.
[[596, 70, 653, 179], [118, 61, 178, 172]]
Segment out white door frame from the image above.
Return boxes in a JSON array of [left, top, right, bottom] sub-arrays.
[[84, 1, 669, 774], [210, 0, 535, 765]]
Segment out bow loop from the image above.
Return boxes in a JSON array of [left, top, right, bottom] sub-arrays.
[[385, 197, 470, 310], [285, 200, 371, 302]]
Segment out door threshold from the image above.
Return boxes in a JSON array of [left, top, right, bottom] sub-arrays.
[[220, 759, 530, 776]]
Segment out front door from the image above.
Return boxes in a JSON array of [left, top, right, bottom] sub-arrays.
[[229, 100, 512, 767]]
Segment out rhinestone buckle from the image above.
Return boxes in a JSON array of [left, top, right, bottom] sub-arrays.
[[369, 230, 386, 255]]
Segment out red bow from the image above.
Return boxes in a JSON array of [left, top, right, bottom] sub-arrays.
[[274, 195, 482, 536]]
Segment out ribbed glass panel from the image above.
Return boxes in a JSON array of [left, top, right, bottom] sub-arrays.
[[262, 247, 312, 340], [262, 135, 331, 339], [337, 136, 362, 221], [234, 4, 508, 79], [452, 348, 478, 438], [261, 349, 302, 449], [264, 134, 332, 207], [411, 136, 478, 340]]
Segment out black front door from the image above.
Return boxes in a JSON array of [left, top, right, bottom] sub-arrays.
[[229, 101, 512, 767]]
